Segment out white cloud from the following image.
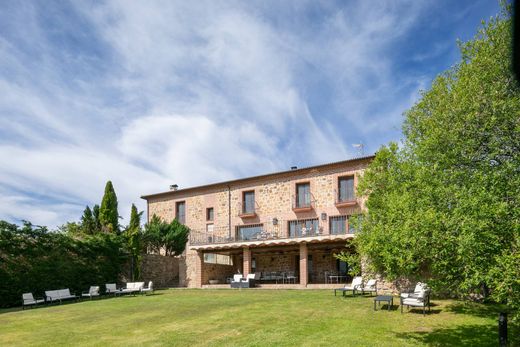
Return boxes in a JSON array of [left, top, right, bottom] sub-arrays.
[[0, 1, 475, 227]]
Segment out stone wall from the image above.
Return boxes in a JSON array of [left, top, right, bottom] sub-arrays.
[[121, 254, 179, 288]]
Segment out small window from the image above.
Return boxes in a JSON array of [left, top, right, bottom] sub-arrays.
[[242, 191, 255, 214], [176, 201, 186, 224], [296, 182, 311, 208], [206, 207, 214, 221], [338, 176, 355, 202], [330, 215, 347, 235]]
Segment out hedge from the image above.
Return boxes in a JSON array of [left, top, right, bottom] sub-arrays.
[[0, 221, 126, 307]]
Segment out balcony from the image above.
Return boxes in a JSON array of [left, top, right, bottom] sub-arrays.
[[292, 192, 316, 212], [188, 221, 354, 250], [334, 189, 358, 208], [237, 201, 260, 218]]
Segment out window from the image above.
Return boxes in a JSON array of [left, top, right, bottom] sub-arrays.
[[175, 201, 186, 224], [204, 253, 233, 265], [206, 207, 214, 221], [338, 176, 355, 202], [288, 218, 319, 237], [242, 191, 255, 214], [206, 223, 214, 233], [296, 182, 311, 208], [236, 224, 263, 241], [330, 215, 347, 235]]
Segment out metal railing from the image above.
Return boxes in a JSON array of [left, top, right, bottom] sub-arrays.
[[334, 189, 356, 204], [188, 217, 353, 246], [291, 192, 316, 209], [237, 201, 261, 215]]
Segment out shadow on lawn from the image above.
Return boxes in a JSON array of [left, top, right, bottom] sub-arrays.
[[396, 324, 497, 346]]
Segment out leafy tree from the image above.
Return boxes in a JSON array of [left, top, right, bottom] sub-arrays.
[[143, 215, 190, 256], [125, 204, 143, 280], [99, 181, 120, 233], [80, 206, 96, 235], [353, 7, 520, 320]]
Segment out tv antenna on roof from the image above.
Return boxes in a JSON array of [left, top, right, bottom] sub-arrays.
[[352, 143, 364, 156]]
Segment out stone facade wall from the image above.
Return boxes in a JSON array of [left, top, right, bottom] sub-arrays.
[[121, 254, 179, 288], [145, 157, 372, 288]]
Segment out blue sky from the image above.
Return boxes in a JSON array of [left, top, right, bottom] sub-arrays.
[[0, 0, 502, 228]]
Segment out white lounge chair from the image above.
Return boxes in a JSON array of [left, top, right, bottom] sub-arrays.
[[82, 286, 100, 300], [361, 279, 378, 296], [141, 281, 154, 295], [106, 283, 119, 295], [334, 276, 363, 296], [400, 288, 431, 315], [45, 289, 78, 304], [22, 293, 45, 310]]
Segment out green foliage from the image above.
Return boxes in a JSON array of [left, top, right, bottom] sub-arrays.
[[0, 220, 126, 308], [92, 204, 101, 231], [143, 215, 189, 256], [80, 206, 96, 235], [99, 181, 120, 234], [355, 7, 520, 321], [125, 204, 143, 280]]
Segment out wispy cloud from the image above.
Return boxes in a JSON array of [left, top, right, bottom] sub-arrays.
[[0, 0, 501, 227]]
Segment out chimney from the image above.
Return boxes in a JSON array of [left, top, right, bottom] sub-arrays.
[[170, 184, 178, 191], [291, 166, 297, 170]]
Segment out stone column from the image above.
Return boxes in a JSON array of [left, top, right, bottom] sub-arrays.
[[243, 247, 251, 277], [299, 243, 308, 287], [194, 250, 204, 287]]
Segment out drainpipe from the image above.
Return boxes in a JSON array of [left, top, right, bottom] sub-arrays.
[[227, 185, 231, 239]]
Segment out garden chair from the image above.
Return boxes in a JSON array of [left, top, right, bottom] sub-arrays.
[[141, 281, 154, 295], [22, 293, 45, 310], [82, 286, 100, 300], [105, 283, 119, 295], [334, 276, 363, 296], [360, 279, 378, 296], [400, 288, 431, 315]]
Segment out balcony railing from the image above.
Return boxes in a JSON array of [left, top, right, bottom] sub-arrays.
[[237, 201, 260, 217], [334, 189, 357, 207], [188, 220, 352, 246], [292, 192, 316, 211]]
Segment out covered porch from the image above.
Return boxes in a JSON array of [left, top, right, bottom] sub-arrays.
[[193, 240, 355, 287]]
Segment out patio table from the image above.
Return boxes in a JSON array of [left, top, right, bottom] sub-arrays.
[[373, 295, 393, 311]]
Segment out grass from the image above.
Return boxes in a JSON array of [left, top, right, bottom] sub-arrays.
[[0, 289, 517, 346]]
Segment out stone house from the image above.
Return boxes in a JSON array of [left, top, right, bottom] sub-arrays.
[[141, 155, 374, 288]]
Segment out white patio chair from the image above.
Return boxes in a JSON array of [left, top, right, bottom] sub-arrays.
[[141, 281, 154, 295], [22, 293, 45, 310], [400, 288, 431, 315], [400, 282, 428, 298], [334, 276, 363, 296], [361, 279, 378, 296], [82, 286, 100, 300], [105, 283, 119, 295]]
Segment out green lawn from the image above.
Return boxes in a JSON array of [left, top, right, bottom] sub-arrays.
[[0, 289, 516, 346]]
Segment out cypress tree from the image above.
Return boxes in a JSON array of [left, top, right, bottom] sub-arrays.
[[99, 181, 120, 233], [126, 204, 143, 280]]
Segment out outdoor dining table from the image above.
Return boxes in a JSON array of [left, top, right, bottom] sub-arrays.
[[326, 275, 347, 283]]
